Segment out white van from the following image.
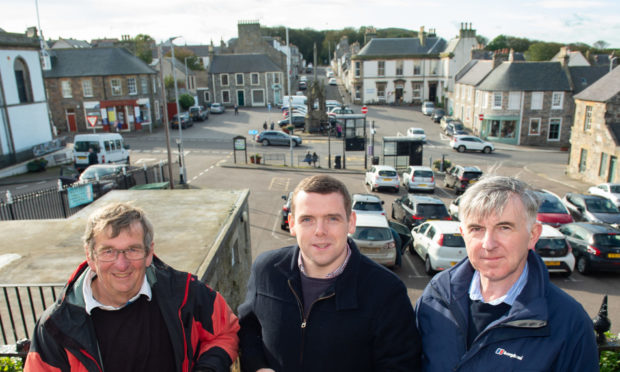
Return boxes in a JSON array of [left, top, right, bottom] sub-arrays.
[[73, 133, 130, 171], [281, 95, 307, 107]]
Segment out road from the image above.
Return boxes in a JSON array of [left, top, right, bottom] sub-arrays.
[[3, 67, 619, 333]]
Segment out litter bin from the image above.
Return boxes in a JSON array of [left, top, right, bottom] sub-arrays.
[[334, 155, 341, 169], [372, 156, 380, 165]]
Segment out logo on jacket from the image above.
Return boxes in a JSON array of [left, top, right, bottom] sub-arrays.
[[495, 348, 524, 361]]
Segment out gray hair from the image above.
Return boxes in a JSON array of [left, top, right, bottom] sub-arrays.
[[459, 176, 540, 229], [83, 202, 154, 258]]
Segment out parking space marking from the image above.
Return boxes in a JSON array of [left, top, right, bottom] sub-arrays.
[[269, 177, 291, 192], [404, 253, 424, 277]]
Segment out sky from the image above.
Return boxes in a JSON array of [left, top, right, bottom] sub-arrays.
[[2, 0, 620, 50]]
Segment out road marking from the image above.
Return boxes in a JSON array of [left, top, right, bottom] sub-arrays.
[[271, 208, 295, 241], [269, 177, 290, 192], [134, 158, 157, 164], [404, 253, 425, 277]]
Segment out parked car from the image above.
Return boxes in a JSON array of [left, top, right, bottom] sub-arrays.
[[562, 193, 620, 226], [298, 80, 307, 90], [431, 108, 445, 123], [328, 106, 354, 115], [535, 224, 575, 276], [76, 164, 137, 198], [389, 220, 413, 256], [450, 135, 494, 153], [448, 196, 461, 221], [189, 106, 208, 122], [325, 100, 341, 112], [411, 221, 467, 275], [328, 77, 337, 85], [255, 130, 301, 146], [444, 122, 467, 137], [535, 189, 574, 227], [278, 115, 306, 128], [391, 194, 451, 229], [406, 127, 427, 142], [440, 117, 462, 131], [210, 102, 225, 114], [588, 183, 620, 208], [352, 193, 386, 216], [365, 165, 399, 192], [443, 165, 483, 195], [171, 112, 192, 129], [280, 192, 293, 230], [421, 101, 435, 115], [350, 214, 397, 267], [402, 166, 435, 193], [558, 222, 620, 274]]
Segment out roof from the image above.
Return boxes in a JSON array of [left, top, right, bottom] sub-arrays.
[[573, 66, 620, 102], [354, 213, 389, 227], [209, 54, 281, 73], [52, 38, 91, 49], [355, 37, 447, 58], [569, 222, 620, 234], [477, 62, 571, 92], [0, 30, 39, 49], [352, 193, 383, 202], [43, 47, 156, 78], [456, 60, 493, 86], [568, 66, 608, 94]]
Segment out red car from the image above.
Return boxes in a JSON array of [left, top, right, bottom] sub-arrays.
[[535, 190, 574, 227]]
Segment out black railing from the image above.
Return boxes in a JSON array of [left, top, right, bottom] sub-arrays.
[[0, 162, 176, 221]]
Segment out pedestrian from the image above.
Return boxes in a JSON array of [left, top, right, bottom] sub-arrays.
[[234, 104, 239, 115], [336, 123, 342, 138], [88, 147, 98, 165], [415, 176, 598, 371], [115, 120, 122, 133], [311, 152, 318, 167], [263, 121, 267, 131], [238, 175, 422, 371], [267, 103, 272, 112], [270, 121, 274, 130], [25, 202, 240, 371], [303, 152, 312, 166]]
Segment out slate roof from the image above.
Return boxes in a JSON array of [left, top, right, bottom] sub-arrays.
[[477, 62, 571, 91], [44, 47, 156, 78], [356, 37, 447, 57], [209, 54, 281, 73], [574, 66, 620, 102], [0, 30, 39, 48], [456, 60, 493, 86], [52, 38, 91, 49], [568, 66, 608, 94]]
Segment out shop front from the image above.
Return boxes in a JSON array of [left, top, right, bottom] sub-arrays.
[[83, 99, 152, 132], [480, 115, 520, 145]]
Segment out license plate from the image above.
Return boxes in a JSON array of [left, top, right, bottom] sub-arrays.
[[77, 156, 86, 160], [450, 262, 457, 266], [469, 180, 476, 184], [608, 253, 620, 259], [383, 178, 393, 182], [418, 184, 427, 187], [545, 261, 561, 266]]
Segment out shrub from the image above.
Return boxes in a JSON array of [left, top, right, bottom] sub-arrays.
[[0, 356, 23, 371], [433, 159, 451, 172]]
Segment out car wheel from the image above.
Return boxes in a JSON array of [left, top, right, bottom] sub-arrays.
[[576, 256, 590, 275], [262, 140, 270, 146], [482, 146, 492, 154], [457, 145, 466, 153], [424, 255, 435, 275]]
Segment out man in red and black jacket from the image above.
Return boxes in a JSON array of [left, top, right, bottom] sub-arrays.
[[25, 202, 239, 372]]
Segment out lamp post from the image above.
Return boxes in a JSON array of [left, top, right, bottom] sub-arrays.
[[169, 36, 187, 184]]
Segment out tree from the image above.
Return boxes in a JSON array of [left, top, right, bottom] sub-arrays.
[[166, 47, 203, 70], [486, 35, 509, 51], [476, 35, 489, 47], [179, 94, 195, 110], [526, 42, 562, 61], [134, 34, 155, 64], [593, 40, 609, 50]]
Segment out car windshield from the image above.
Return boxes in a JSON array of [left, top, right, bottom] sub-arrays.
[[352, 227, 392, 241], [412, 129, 424, 134], [80, 167, 120, 180], [454, 123, 464, 130], [378, 170, 397, 177], [535, 238, 568, 251], [74, 141, 100, 152], [442, 233, 464, 247], [462, 172, 482, 179], [417, 204, 449, 217], [585, 198, 619, 213], [538, 196, 567, 213], [593, 233, 620, 247], [610, 185, 620, 193], [354, 202, 383, 212]]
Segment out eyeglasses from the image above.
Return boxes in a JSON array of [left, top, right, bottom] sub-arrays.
[[95, 247, 147, 262]]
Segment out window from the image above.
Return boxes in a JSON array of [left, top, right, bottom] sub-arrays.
[[508, 92, 520, 110], [221, 74, 229, 86], [579, 149, 588, 173], [251, 89, 265, 105], [552, 92, 564, 109], [531, 92, 543, 110], [251, 73, 259, 85], [355, 86, 361, 100], [475, 91, 480, 107], [483, 92, 489, 108], [236, 73, 244, 85], [110, 79, 122, 96], [82, 79, 93, 97], [127, 77, 137, 95], [61, 81, 72, 98], [599, 153, 608, 178], [154, 99, 160, 120], [584, 105, 593, 131], [467, 86, 471, 101], [203, 91, 210, 102], [548, 118, 561, 141], [141, 77, 149, 94], [430, 60, 439, 75], [273, 72, 280, 84], [493, 92, 502, 109], [152, 77, 157, 94], [411, 82, 422, 99], [355, 61, 361, 77], [396, 61, 403, 76], [222, 90, 230, 103], [14, 57, 33, 103], [378, 61, 385, 76], [529, 118, 540, 135], [413, 61, 421, 75], [376, 83, 386, 100]]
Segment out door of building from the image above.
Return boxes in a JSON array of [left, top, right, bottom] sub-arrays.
[[66, 109, 77, 132], [428, 82, 437, 102], [237, 91, 245, 106], [609, 156, 618, 182], [116, 106, 125, 130]]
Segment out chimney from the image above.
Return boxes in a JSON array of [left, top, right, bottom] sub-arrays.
[[558, 46, 570, 67], [419, 26, 425, 47], [492, 50, 503, 69], [364, 26, 377, 45], [26, 26, 38, 38]]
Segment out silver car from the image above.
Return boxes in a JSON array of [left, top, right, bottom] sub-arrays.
[[402, 166, 435, 193], [350, 214, 396, 267], [365, 165, 399, 193]]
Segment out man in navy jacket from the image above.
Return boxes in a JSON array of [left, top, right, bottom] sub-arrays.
[[415, 176, 598, 371], [238, 175, 421, 371]]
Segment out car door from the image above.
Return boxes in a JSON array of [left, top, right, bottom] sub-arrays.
[[412, 223, 430, 257], [392, 195, 408, 222], [568, 195, 586, 220], [415, 224, 435, 259], [366, 167, 376, 185]]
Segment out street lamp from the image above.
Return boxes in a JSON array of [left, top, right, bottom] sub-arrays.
[[168, 36, 187, 184]]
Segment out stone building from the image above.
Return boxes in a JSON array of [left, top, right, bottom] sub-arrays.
[[567, 66, 620, 183]]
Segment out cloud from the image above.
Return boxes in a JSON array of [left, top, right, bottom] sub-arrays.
[[539, 0, 605, 9]]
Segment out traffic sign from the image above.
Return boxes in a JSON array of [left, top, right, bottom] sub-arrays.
[[361, 106, 368, 114], [248, 129, 258, 135], [86, 116, 98, 127], [478, 113, 484, 121]]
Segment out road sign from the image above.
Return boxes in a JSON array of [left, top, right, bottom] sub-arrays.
[[248, 129, 258, 135], [361, 106, 368, 114], [86, 116, 98, 127], [479, 113, 484, 121]]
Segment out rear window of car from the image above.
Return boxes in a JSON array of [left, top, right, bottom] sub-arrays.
[[442, 234, 464, 247], [378, 170, 397, 177], [416, 204, 449, 217], [462, 172, 482, 179], [535, 238, 568, 251], [593, 234, 620, 247], [353, 202, 383, 212], [352, 227, 392, 241], [585, 199, 619, 213], [538, 196, 567, 214], [414, 170, 433, 178]]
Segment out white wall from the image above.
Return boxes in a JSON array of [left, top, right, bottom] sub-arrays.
[[0, 50, 46, 105], [8, 103, 52, 152]]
